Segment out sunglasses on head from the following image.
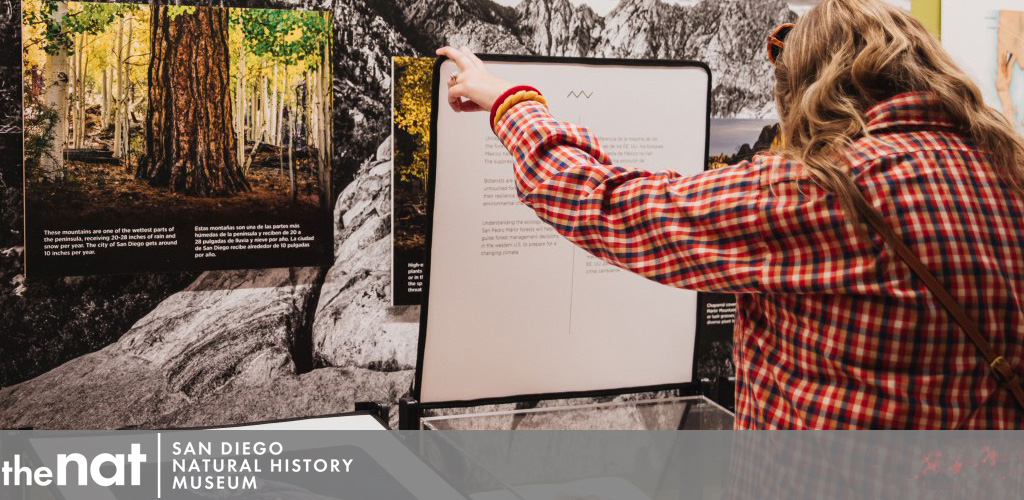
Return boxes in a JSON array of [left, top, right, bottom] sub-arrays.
[[767, 23, 795, 66]]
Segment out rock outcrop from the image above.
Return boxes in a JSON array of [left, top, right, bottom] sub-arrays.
[[388, 0, 527, 53], [313, 136, 420, 373], [516, 0, 603, 57], [0, 267, 337, 428]]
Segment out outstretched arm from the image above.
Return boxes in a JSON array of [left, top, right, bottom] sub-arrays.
[[437, 46, 769, 292], [495, 100, 767, 292]]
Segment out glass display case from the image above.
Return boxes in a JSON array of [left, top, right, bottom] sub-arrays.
[[418, 395, 734, 430]]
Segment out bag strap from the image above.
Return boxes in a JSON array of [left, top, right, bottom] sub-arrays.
[[834, 173, 1024, 420]]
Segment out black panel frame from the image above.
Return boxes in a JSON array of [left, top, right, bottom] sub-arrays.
[[412, 54, 713, 423]]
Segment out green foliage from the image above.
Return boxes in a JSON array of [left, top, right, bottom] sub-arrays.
[[25, 1, 139, 55], [166, 5, 196, 20], [23, 101, 61, 177], [393, 57, 434, 185], [237, 9, 330, 68]]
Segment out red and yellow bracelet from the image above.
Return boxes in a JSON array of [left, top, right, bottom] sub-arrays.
[[490, 85, 548, 132]]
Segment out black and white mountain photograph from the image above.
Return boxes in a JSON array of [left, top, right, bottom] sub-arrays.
[[1, 0, 908, 430], [374, 0, 799, 119]]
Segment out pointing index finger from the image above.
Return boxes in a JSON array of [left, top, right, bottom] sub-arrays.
[[436, 46, 472, 72]]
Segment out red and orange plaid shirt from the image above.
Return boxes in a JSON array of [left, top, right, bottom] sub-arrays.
[[495, 92, 1024, 429]]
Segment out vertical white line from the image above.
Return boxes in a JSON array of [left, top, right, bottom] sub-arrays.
[[157, 432, 162, 499]]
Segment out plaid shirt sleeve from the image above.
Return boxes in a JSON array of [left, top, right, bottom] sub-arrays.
[[495, 101, 768, 293]]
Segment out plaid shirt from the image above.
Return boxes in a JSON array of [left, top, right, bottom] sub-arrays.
[[495, 92, 1024, 429]]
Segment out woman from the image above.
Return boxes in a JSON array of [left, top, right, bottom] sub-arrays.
[[438, 0, 1024, 429]]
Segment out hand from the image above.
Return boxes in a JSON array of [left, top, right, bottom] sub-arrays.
[[436, 46, 514, 113]]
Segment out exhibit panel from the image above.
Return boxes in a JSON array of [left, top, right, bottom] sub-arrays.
[[419, 56, 710, 405], [392, 56, 435, 306], [19, 1, 335, 277]]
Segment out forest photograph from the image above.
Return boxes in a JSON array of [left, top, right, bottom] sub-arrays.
[[22, 1, 334, 227], [391, 56, 431, 305], [392, 57, 430, 255]]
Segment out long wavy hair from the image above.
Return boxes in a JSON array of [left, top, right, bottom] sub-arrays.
[[774, 0, 1024, 218]]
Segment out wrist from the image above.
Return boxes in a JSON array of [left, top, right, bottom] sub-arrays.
[[490, 85, 547, 132]]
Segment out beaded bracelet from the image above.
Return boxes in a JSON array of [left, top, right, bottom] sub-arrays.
[[490, 85, 548, 132]]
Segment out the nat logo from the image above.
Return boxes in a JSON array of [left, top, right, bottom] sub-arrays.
[[2, 443, 147, 486]]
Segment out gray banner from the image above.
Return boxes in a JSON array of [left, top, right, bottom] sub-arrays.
[[3, 430, 1024, 500]]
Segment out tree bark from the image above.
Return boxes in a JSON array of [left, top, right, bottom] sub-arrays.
[[278, 64, 288, 175], [101, 67, 110, 128], [319, 34, 332, 211], [42, 1, 69, 179], [71, 33, 87, 149], [248, 77, 257, 143], [288, 97, 295, 202], [261, 70, 269, 147], [271, 61, 279, 146], [278, 65, 287, 147], [139, 5, 247, 196], [121, 17, 132, 159], [70, 33, 80, 149], [80, 34, 87, 148], [236, 43, 245, 169], [112, 18, 124, 158], [308, 65, 319, 154]]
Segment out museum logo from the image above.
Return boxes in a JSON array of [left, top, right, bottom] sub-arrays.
[[566, 90, 594, 99], [2, 443, 147, 486]]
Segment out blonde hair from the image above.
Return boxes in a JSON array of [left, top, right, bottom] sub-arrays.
[[774, 0, 1024, 218]]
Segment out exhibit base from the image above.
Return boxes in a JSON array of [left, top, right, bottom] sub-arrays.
[[400, 395, 734, 430]]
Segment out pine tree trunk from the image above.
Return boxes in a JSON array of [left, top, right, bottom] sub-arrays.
[[139, 5, 247, 196]]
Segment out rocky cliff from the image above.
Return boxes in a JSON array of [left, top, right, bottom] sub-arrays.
[[365, 0, 797, 119], [516, 0, 603, 57], [313, 137, 420, 373], [728, 123, 779, 164], [374, 0, 527, 53]]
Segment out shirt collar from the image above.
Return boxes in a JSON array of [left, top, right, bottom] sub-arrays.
[[864, 92, 957, 133]]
